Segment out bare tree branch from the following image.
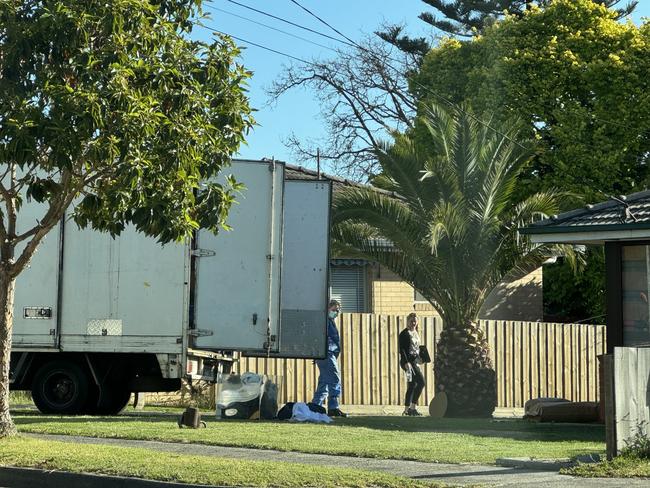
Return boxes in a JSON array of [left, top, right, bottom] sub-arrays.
[[269, 35, 417, 179]]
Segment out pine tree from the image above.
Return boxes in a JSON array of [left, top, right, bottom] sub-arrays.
[[379, 0, 637, 56], [422, 0, 636, 37]]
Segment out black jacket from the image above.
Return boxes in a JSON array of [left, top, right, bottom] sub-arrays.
[[399, 328, 420, 369]]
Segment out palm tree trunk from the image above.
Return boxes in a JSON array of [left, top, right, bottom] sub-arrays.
[[0, 268, 17, 437], [434, 320, 496, 417]]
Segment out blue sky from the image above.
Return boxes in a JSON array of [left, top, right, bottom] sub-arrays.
[[197, 1, 650, 174]]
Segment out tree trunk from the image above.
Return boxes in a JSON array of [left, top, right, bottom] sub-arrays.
[[0, 270, 17, 437], [434, 320, 497, 417]]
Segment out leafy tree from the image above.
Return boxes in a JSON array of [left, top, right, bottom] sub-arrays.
[[0, 0, 252, 437], [412, 0, 650, 202], [411, 0, 650, 322], [331, 103, 572, 416], [383, 0, 636, 43], [543, 248, 605, 323]]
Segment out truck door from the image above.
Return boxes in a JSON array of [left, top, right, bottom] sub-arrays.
[[274, 180, 331, 358], [244, 179, 331, 359], [192, 160, 284, 352], [12, 202, 60, 348]]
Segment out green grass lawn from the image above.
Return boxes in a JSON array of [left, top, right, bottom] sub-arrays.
[[11, 408, 605, 465], [0, 436, 440, 488], [563, 456, 650, 478]]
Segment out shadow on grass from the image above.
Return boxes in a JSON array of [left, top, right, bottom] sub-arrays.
[[12, 414, 173, 425], [335, 416, 605, 442], [11, 409, 605, 443]]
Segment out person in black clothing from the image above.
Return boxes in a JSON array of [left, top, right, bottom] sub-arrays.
[[399, 312, 426, 416]]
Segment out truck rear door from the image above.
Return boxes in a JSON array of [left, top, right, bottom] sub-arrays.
[[258, 179, 331, 358], [246, 180, 332, 359], [192, 160, 284, 352]]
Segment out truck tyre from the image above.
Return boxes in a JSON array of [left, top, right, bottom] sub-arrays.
[[32, 361, 89, 415], [94, 384, 131, 415]]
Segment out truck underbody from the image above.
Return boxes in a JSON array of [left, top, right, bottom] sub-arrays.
[[9, 350, 233, 415]]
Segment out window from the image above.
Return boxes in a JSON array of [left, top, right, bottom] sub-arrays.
[[414, 289, 428, 303], [622, 245, 650, 346], [329, 266, 367, 313]]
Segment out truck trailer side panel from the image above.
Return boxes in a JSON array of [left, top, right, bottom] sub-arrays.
[[247, 180, 331, 358], [13, 201, 61, 348], [58, 223, 188, 354], [10, 159, 331, 415]]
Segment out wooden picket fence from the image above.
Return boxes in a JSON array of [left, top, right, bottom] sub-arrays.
[[235, 314, 607, 408]]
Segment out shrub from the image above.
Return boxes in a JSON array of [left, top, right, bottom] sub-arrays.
[[621, 422, 650, 459]]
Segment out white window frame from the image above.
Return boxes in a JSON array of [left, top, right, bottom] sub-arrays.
[[414, 288, 428, 304]]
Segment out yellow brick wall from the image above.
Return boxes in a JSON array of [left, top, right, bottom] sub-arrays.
[[367, 264, 542, 321], [369, 264, 439, 316]]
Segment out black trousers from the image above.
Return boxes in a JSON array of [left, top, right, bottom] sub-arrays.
[[404, 362, 426, 406]]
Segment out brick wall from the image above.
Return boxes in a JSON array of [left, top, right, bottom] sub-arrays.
[[368, 264, 543, 321], [369, 264, 439, 316]]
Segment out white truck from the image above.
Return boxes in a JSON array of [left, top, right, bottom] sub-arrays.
[[9, 159, 331, 415]]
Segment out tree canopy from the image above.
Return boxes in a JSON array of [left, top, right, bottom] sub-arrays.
[[1, 0, 253, 252], [408, 0, 649, 323], [382, 0, 636, 43], [0, 0, 252, 437], [412, 0, 650, 202]]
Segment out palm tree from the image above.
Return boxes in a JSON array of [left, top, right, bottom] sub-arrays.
[[332, 103, 572, 416]]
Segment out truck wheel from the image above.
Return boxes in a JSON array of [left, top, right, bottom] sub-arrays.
[[32, 361, 89, 415], [83, 385, 100, 414], [94, 384, 132, 415]]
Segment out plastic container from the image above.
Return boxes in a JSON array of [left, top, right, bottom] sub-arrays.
[[215, 372, 281, 420]]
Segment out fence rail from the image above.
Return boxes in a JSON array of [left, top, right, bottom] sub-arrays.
[[235, 314, 607, 408]]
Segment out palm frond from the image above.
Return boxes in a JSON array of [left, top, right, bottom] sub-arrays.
[[333, 101, 562, 325], [333, 187, 427, 244], [374, 135, 433, 211], [331, 220, 445, 310]]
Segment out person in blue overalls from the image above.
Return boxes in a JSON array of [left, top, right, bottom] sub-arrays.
[[311, 299, 347, 417]]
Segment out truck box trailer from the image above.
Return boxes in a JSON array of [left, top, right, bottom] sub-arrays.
[[9, 159, 331, 415]]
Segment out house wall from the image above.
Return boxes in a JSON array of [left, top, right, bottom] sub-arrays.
[[367, 264, 543, 321], [369, 264, 439, 316], [479, 267, 543, 321]]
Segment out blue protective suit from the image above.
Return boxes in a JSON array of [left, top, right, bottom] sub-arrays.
[[311, 317, 342, 409]]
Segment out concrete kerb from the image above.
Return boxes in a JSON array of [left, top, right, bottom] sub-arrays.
[[495, 453, 602, 471]]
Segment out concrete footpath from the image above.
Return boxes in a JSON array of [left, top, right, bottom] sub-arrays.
[[18, 433, 650, 487]]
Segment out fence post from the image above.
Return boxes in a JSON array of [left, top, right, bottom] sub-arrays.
[[603, 353, 616, 459]]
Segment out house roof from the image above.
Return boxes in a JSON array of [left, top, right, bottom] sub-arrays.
[[283, 163, 359, 193], [520, 190, 650, 244], [232, 158, 403, 199], [283, 162, 404, 199]]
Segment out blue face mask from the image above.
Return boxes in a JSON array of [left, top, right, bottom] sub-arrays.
[[328, 310, 339, 319]]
